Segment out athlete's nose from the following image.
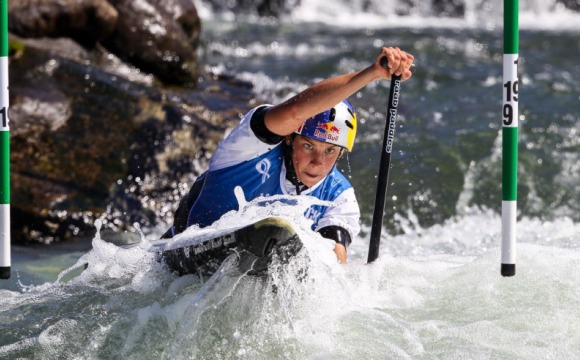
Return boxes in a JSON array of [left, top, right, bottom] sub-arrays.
[[310, 151, 325, 167]]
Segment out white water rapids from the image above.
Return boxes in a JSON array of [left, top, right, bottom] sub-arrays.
[[2, 0, 580, 358]]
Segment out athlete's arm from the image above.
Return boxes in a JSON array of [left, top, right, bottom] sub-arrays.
[[334, 243, 347, 264], [209, 105, 280, 171], [315, 188, 360, 263], [249, 105, 283, 144], [264, 47, 414, 136], [317, 226, 351, 264]]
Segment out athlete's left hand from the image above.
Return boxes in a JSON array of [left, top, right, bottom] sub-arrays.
[[374, 46, 415, 81]]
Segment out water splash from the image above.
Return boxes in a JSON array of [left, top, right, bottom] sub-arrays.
[[2, 202, 580, 358]]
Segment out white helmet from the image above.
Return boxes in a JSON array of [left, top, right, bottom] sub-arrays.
[[294, 100, 357, 151]]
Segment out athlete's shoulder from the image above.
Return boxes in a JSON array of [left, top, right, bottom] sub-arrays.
[[306, 166, 352, 202], [210, 105, 279, 171], [327, 167, 353, 190]]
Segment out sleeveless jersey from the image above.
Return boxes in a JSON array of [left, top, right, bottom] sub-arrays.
[[187, 144, 353, 230], [184, 106, 360, 238]]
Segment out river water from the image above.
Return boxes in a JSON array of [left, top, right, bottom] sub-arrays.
[[2, 0, 580, 358]]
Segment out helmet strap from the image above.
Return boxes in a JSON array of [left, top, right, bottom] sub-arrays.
[[283, 140, 309, 195]]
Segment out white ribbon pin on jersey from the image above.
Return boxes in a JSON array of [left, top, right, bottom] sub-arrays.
[[256, 159, 271, 184]]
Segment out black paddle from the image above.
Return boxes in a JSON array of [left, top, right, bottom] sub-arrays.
[[367, 57, 413, 263]]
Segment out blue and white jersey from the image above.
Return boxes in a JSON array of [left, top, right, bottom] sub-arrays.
[[186, 106, 361, 239]]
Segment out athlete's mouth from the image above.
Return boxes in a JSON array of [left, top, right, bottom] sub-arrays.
[[303, 172, 320, 179]]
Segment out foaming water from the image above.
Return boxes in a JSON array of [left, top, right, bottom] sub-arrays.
[[2, 202, 580, 358], [2, 2, 579, 357]]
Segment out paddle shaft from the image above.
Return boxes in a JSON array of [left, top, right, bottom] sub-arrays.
[[367, 58, 403, 264]]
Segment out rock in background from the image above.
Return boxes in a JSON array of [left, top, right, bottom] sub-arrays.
[[7, 0, 254, 244]]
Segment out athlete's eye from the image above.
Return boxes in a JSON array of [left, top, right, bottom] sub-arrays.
[[325, 147, 337, 155], [303, 143, 314, 151]]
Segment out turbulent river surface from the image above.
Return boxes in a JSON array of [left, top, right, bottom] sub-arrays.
[[2, 0, 580, 358]]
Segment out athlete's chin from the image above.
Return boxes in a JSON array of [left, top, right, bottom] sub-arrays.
[[299, 172, 323, 187]]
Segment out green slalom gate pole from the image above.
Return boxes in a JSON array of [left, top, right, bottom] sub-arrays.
[[0, 0, 10, 280], [501, 0, 519, 277]]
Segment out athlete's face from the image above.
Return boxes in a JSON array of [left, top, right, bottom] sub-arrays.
[[290, 135, 343, 187]]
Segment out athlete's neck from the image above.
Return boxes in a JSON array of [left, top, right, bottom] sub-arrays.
[[283, 143, 309, 195]]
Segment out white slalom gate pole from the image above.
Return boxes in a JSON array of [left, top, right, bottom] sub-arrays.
[[501, 0, 519, 277], [0, 0, 10, 279]]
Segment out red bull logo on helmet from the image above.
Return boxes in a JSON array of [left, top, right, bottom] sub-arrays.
[[294, 100, 357, 151], [316, 122, 340, 134], [314, 121, 340, 141]]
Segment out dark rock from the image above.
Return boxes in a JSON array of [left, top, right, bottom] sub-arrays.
[[9, 0, 202, 86], [8, 37, 254, 244], [103, 0, 201, 85], [204, 0, 298, 17], [432, 0, 465, 18], [557, 0, 580, 11], [393, 0, 465, 17], [8, 0, 119, 47], [153, 0, 202, 50]]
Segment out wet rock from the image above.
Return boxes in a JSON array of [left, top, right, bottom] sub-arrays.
[[8, 0, 201, 86], [203, 0, 297, 17], [432, 0, 465, 18], [557, 0, 580, 11], [393, 0, 465, 17], [103, 0, 201, 85], [8, 0, 119, 47], [8, 37, 254, 244]]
